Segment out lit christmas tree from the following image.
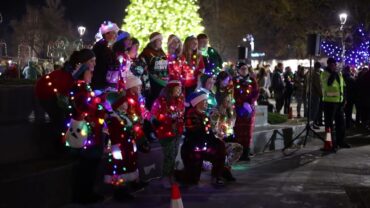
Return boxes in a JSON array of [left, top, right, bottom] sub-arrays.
[[122, 0, 204, 50]]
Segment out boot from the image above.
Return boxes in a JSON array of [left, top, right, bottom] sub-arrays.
[[222, 167, 236, 182], [239, 147, 251, 161]]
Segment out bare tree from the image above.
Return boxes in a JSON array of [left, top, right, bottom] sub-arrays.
[[10, 0, 75, 60]]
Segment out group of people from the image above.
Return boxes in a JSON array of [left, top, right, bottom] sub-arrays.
[[35, 21, 259, 203]]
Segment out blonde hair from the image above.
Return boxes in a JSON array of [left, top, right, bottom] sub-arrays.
[[167, 34, 182, 57]]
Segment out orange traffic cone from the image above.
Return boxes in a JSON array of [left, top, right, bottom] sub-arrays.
[[323, 128, 333, 151], [171, 184, 184, 208], [288, 107, 293, 119]]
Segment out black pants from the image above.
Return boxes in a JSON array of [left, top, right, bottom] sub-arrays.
[[274, 92, 284, 114], [323, 102, 346, 147], [344, 100, 355, 128], [315, 99, 324, 125], [283, 90, 292, 114], [39, 97, 67, 154], [181, 138, 226, 184], [70, 145, 103, 201]]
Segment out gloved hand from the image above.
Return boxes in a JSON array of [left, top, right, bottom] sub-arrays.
[[111, 144, 123, 160], [151, 117, 161, 127]]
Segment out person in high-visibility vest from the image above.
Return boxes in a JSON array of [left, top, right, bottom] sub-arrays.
[[321, 58, 351, 151]]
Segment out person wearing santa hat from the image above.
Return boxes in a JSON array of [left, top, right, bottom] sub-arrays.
[[104, 75, 150, 201], [167, 34, 184, 81], [150, 80, 185, 188], [139, 32, 168, 109], [181, 91, 226, 185], [91, 21, 119, 90], [233, 62, 259, 161]]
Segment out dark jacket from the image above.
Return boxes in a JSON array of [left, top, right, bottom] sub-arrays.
[[271, 69, 285, 94], [91, 39, 117, 90]]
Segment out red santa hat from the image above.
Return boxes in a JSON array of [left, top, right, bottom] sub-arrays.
[[167, 79, 181, 88], [99, 21, 119, 35], [125, 76, 142, 90], [149, 32, 163, 43]]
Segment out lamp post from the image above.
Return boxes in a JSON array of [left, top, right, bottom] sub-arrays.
[[77, 26, 86, 49], [339, 13, 347, 65]]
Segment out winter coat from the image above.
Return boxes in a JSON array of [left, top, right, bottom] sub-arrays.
[[184, 108, 215, 150], [233, 74, 259, 113], [35, 69, 74, 100], [139, 46, 168, 87], [181, 53, 205, 89], [91, 39, 118, 90], [201, 47, 223, 76], [65, 81, 106, 148], [151, 95, 185, 140], [271, 69, 285, 94]]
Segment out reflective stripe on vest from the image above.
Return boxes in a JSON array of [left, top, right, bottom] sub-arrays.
[[321, 71, 344, 103]]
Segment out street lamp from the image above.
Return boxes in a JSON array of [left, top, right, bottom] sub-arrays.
[[77, 26, 86, 48], [339, 13, 347, 30], [339, 12, 347, 65]]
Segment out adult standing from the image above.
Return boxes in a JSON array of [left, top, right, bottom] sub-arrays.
[[321, 58, 350, 151], [139, 32, 168, 109], [91, 21, 119, 90], [271, 63, 285, 113], [306, 62, 323, 128], [197, 33, 223, 76], [283, 66, 294, 114], [233, 63, 259, 161]]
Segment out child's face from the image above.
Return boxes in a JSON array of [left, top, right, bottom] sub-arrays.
[[129, 85, 142, 96], [221, 76, 230, 87], [172, 86, 181, 97], [196, 99, 208, 112]]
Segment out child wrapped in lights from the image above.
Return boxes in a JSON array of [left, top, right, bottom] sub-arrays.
[[104, 75, 150, 200]]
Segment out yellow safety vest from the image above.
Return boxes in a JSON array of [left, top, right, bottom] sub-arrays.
[[320, 71, 345, 103]]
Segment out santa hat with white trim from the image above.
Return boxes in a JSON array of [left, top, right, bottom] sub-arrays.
[[186, 91, 208, 107], [99, 21, 119, 35], [124, 75, 142, 90]]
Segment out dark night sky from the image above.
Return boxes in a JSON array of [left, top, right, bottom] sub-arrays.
[[0, 0, 129, 40]]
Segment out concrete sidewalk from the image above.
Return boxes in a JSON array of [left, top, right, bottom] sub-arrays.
[[64, 129, 370, 208]]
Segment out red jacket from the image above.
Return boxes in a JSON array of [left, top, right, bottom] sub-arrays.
[[35, 69, 74, 100], [111, 91, 146, 140], [151, 95, 185, 139], [66, 81, 106, 147], [180, 54, 205, 88], [233, 75, 259, 109]]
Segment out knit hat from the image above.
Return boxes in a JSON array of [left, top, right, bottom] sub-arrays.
[[200, 74, 213, 87], [78, 49, 95, 64], [149, 32, 163, 43], [99, 21, 119, 34], [327, 57, 336, 65], [116, 31, 130, 42], [186, 91, 208, 107], [236, 61, 247, 69], [124, 76, 142, 90], [167, 79, 181, 88]]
